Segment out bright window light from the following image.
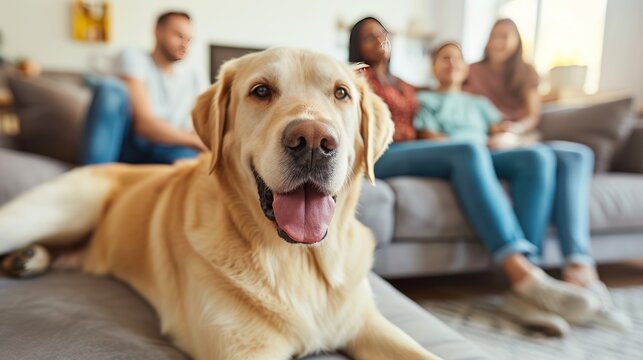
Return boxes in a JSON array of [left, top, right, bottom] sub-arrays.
[[500, 0, 607, 93]]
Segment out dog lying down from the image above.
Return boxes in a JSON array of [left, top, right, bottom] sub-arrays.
[[0, 47, 440, 360]]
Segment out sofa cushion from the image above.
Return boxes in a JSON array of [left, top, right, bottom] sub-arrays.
[[540, 97, 635, 173], [0, 271, 189, 360], [0, 148, 70, 205], [590, 173, 643, 232], [356, 179, 395, 247], [389, 177, 475, 241], [8, 75, 91, 164], [612, 120, 643, 173], [389, 175, 643, 243], [0, 271, 489, 360]]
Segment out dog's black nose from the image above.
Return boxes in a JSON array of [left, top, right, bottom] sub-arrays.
[[283, 120, 338, 166]]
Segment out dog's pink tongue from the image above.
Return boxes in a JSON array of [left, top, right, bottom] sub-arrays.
[[273, 185, 335, 243]]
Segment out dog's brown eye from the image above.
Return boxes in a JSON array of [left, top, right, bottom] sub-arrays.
[[334, 86, 349, 100], [251, 85, 271, 99]]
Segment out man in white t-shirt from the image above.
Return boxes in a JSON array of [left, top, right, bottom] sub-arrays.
[[81, 11, 207, 164]]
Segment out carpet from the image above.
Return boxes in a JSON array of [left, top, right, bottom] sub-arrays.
[[420, 286, 643, 360]]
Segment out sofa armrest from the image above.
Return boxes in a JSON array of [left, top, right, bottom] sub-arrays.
[[0, 148, 71, 205], [612, 121, 643, 173]]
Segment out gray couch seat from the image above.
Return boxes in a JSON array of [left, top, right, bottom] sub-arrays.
[[357, 175, 643, 277], [0, 271, 489, 360], [590, 173, 643, 233], [387, 174, 643, 242]]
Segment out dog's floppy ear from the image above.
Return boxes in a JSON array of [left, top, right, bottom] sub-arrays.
[[357, 77, 394, 184], [192, 59, 238, 173]]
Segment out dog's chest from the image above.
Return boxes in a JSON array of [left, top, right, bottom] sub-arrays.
[[271, 276, 370, 355]]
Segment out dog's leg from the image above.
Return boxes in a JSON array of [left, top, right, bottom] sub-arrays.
[[0, 167, 113, 255], [344, 307, 443, 360]]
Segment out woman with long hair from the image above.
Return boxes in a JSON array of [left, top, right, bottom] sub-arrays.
[[464, 18, 629, 330], [349, 17, 601, 335]]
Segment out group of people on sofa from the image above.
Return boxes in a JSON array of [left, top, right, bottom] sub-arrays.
[[80, 11, 630, 335]]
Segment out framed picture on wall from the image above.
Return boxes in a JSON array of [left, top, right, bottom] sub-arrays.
[[71, 0, 111, 43]]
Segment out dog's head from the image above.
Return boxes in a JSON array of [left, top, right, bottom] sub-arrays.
[[192, 47, 392, 245]]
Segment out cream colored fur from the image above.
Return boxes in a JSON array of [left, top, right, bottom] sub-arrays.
[[0, 48, 440, 360]]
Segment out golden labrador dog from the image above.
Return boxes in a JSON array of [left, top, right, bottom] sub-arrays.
[[0, 47, 440, 360]]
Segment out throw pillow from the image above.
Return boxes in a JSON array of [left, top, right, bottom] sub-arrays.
[[8, 75, 91, 164], [539, 97, 635, 173]]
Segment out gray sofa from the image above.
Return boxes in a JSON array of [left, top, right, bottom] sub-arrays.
[[356, 98, 643, 278], [0, 72, 490, 359], [0, 267, 487, 360]]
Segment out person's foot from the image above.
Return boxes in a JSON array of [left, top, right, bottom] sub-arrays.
[[584, 281, 632, 331], [502, 292, 570, 337], [563, 262, 598, 287], [513, 268, 600, 323]]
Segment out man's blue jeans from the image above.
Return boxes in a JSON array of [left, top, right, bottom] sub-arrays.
[[81, 78, 198, 165]]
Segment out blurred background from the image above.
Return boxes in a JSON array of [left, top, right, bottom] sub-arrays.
[[0, 0, 641, 107]]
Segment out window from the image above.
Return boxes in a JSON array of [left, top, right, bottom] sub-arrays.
[[499, 0, 607, 93]]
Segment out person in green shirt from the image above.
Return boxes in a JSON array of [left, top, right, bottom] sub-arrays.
[[415, 89, 501, 145], [415, 42, 522, 149]]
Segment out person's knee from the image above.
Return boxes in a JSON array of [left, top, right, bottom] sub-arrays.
[[524, 145, 556, 173], [450, 142, 486, 162], [571, 144, 594, 167], [92, 78, 129, 108], [555, 143, 594, 169]]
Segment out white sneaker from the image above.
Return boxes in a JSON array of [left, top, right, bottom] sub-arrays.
[[513, 268, 600, 323], [502, 292, 571, 337], [585, 281, 632, 331]]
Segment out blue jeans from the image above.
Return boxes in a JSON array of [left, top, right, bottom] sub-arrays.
[[375, 140, 594, 264], [375, 141, 539, 263], [495, 141, 594, 264], [491, 144, 555, 260], [546, 141, 595, 265], [81, 78, 198, 165]]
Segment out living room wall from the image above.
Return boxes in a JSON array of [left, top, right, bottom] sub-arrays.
[[0, 0, 436, 81], [1, 0, 641, 109], [599, 0, 643, 110]]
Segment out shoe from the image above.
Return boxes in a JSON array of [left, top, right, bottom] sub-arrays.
[[502, 292, 570, 337], [585, 281, 632, 331], [513, 268, 600, 323]]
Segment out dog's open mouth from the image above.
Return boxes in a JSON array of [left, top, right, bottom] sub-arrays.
[[255, 172, 336, 244]]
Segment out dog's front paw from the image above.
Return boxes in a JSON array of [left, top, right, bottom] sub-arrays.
[[1, 244, 51, 278]]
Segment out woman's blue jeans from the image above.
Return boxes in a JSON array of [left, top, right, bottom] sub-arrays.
[[80, 78, 198, 165], [374, 140, 594, 265], [546, 141, 594, 265]]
